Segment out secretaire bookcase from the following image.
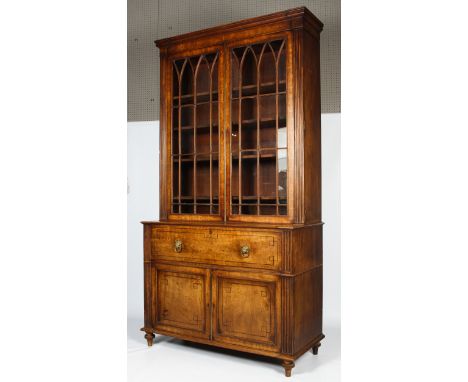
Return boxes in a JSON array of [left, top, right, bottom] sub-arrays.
[[141, 7, 324, 377]]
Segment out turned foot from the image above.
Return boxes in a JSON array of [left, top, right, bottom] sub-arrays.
[[312, 342, 321, 355], [281, 360, 295, 377], [144, 332, 155, 346]]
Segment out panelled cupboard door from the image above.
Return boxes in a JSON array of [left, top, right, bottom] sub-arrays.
[[154, 263, 211, 339], [165, 46, 225, 221], [212, 270, 281, 352], [225, 32, 294, 223]]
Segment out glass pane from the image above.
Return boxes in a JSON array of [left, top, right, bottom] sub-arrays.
[[260, 94, 276, 122], [241, 151, 257, 198], [231, 99, 239, 152], [172, 125, 179, 155], [180, 62, 194, 100], [195, 127, 209, 154], [260, 126, 276, 148], [278, 126, 287, 148], [180, 155, 194, 198], [278, 149, 287, 200], [241, 97, 256, 124], [211, 122, 219, 153], [196, 154, 210, 200], [241, 48, 257, 89], [241, 204, 257, 215], [276, 40, 286, 91], [172, 159, 179, 203], [231, 123, 239, 152], [241, 98, 256, 150], [181, 204, 194, 214], [259, 43, 276, 86], [180, 129, 193, 155], [259, 95, 276, 148], [209, 53, 218, 96], [278, 93, 286, 121], [231, 154, 239, 204], [173, 61, 182, 97], [231, 51, 240, 99], [259, 149, 276, 199], [180, 105, 193, 129], [196, 102, 210, 128], [212, 153, 219, 199], [197, 205, 210, 214], [196, 57, 210, 95], [260, 205, 277, 215]]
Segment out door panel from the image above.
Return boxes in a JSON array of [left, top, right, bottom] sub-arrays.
[[212, 270, 281, 351], [226, 33, 293, 223], [154, 263, 210, 339], [168, 46, 225, 221]]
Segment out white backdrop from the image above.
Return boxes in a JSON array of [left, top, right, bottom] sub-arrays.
[[127, 114, 340, 325]]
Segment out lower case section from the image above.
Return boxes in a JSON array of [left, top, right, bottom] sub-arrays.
[[143, 261, 323, 376]]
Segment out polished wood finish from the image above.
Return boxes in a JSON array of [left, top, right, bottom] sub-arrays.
[[212, 270, 281, 352], [281, 360, 295, 377], [153, 263, 211, 339], [143, 330, 155, 346], [150, 225, 281, 271], [143, 7, 324, 377], [312, 343, 321, 355]]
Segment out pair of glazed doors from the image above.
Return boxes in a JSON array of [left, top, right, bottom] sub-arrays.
[[165, 32, 295, 223]]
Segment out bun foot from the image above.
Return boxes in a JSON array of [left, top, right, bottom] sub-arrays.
[[281, 360, 295, 377], [312, 342, 321, 355], [144, 332, 155, 346]]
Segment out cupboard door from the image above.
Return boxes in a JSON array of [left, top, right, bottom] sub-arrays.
[[212, 270, 281, 352], [169, 47, 224, 220], [154, 264, 210, 339], [227, 34, 292, 222]]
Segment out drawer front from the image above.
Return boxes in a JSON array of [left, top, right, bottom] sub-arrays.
[[151, 226, 281, 270]]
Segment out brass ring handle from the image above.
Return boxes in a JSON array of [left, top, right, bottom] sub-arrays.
[[240, 245, 250, 258], [174, 239, 183, 253]]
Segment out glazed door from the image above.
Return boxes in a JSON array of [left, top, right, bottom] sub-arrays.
[[226, 33, 294, 223], [167, 46, 225, 221], [212, 270, 281, 352], [154, 263, 211, 339]]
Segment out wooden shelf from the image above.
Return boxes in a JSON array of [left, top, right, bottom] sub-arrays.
[[176, 124, 219, 131], [174, 100, 219, 107], [173, 156, 219, 163], [172, 151, 218, 157], [174, 196, 219, 201], [232, 80, 285, 93], [231, 152, 276, 160], [232, 91, 286, 100], [173, 90, 218, 101], [171, 202, 217, 206], [231, 196, 286, 202], [231, 117, 286, 129]]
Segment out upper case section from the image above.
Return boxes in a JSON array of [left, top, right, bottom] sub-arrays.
[[156, 7, 323, 225]]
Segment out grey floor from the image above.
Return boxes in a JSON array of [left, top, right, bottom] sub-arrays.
[[127, 317, 340, 382]]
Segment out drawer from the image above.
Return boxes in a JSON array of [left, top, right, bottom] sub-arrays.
[[151, 226, 281, 270]]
